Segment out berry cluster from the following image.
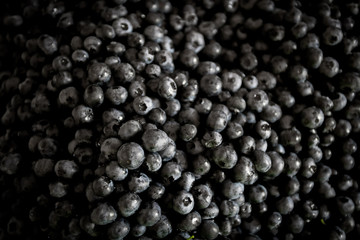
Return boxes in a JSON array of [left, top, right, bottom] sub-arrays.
[[1, 0, 360, 240]]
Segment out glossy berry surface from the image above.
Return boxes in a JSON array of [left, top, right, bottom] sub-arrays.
[[1, 0, 360, 240]]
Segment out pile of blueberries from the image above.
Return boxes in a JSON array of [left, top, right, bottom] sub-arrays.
[[1, 0, 360, 239]]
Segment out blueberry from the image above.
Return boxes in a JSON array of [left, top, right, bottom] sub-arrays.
[[323, 26, 343, 46], [52, 71, 73, 88], [159, 138, 176, 161], [49, 181, 68, 198], [220, 199, 240, 218], [178, 211, 202, 231], [202, 41, 222, 59], [246, 89, 269, 112], [340, 215, 355, 233], [114, 63, 135, 83], [200, 220, 219, 240], [267, 212, 282, 230], [240, 52, 258, 71], [328, 226, 346, 240], [162, 120, 180, 142], [206, 110, 229, 132], [219, 218, 232, 236], [0, 153, 22, 175], [339, 72, 360, 93], [343, 37, 358, 55], [252, 150, 271, 173], [149, 215, 172, 239], [242, 216, 261, 234], [92, 176, 114, 197], [113, 18, 133, 36], [117, 142, 145, 170], [178, 124, 197, 142], [88, 63, 111, 84], [169, 14, 184, 31], [157, 76, 177, 100], [191, 184, 213, 209], [161, 162, 182, 185], [37, 34, 58, 55], [264, 151, 284, 179], [202, 202, 220, 219], [210, 144, 238, 169], [101, 108, 123, 124], [280, 127, 302, 147], [72, 105, 94, 124], [142, 128, 169, 152], [90, 203, 117, 226], [226, 121, 244, 140], [336, 174, 353, 192], [162, 99, 179, 118], [58, 87, 80, 108], [178, 172, 196, 191], [301, 106, 325, 129], [105, 86, 128, 106], [140, 151, 161, 172], [71, 49, 89, 63], [83, 84, 104, 107], [83, 36, 102, 54], [318, 181, 336, 199], [153, 52, 173, 73], [105, 161, 128, 181], [107, 219, 130, 240], [137, 201, 162, 227], [180, 49, 199, 69], [133, 96, 154, 115], [248, 184, 267, 204], [118, 120, 141, 141], [336, 196, 355, 216], [147, 182, 165, 200], [117, 192, 142, 217], [173, 190, 195, 215], [304, 47, 323, 69], [276, 196, 294, 215], [239, 135, 256, 155], [33, 158, 54, 177], [233, 156, 258, 185], [128, 172, 151, 193], [131, 224, 146, 237], [291, 21, 308, 39], [144, 25, 164, 43], [319, 57, 340, 78], [192, 155, 211, 175], [288, 214, 304, 234], [54, 160, 79, 179], [80, 216, 99, 237], [181, 79, 199, 102]]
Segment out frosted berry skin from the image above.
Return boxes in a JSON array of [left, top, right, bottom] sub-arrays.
[[118, 120, 142, 141], [173, 190, 195, 215], [136, 201, 162, 227], [117, 142, 145, 170], [132, 96, 154, 115], [128, 172, 151, 193], [150, 215, 172, 238], [142, 129, 169, 152], [92, 176, 114, 197], [107, 219, 130, 240], [2, 0, 360, 239], [117, 192, 142, 217], [180, 213, 202, 234], [90, 203, 117, 226], [54, 160, 79, 179], [301, 106, 325, 129], [210, 144, 238, 169]]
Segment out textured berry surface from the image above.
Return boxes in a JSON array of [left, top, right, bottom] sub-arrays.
[[1, 0, 360, 240]]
